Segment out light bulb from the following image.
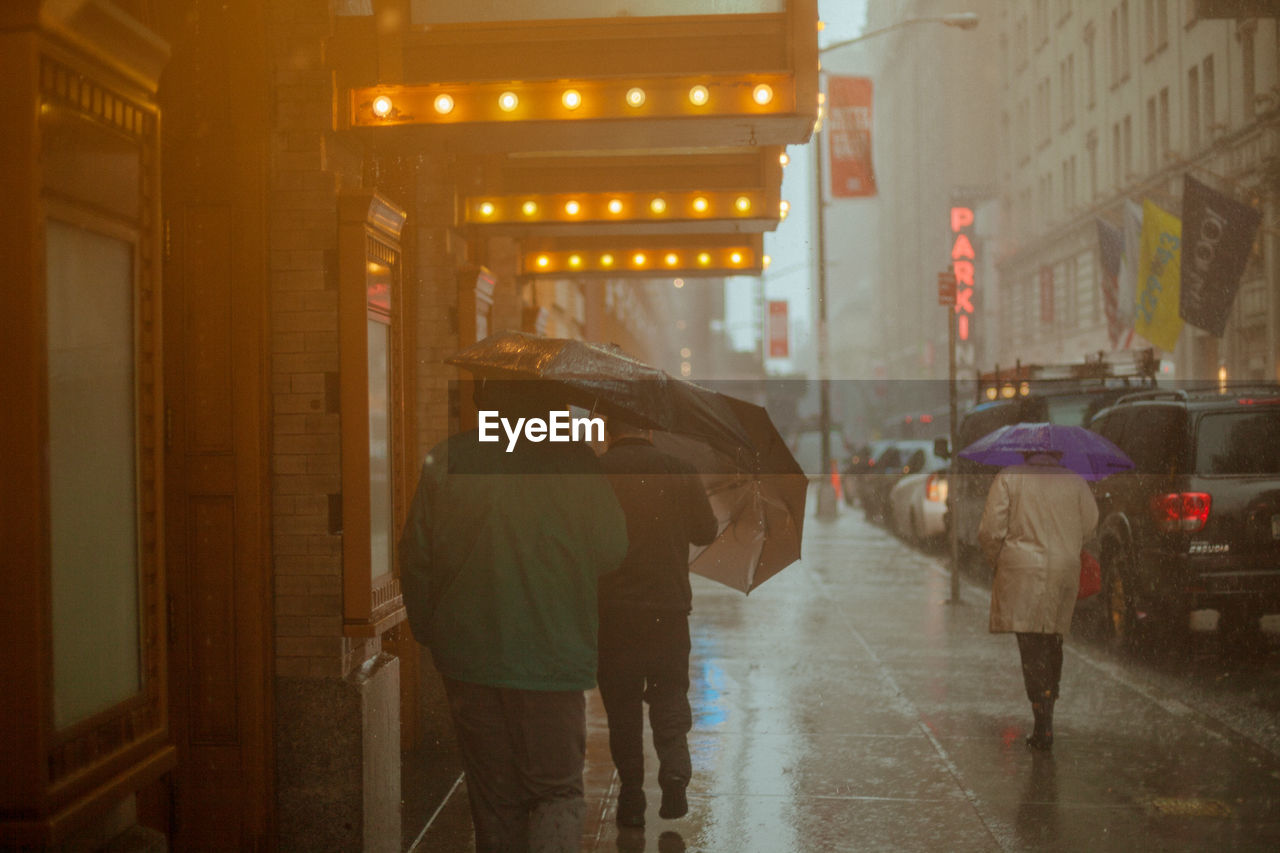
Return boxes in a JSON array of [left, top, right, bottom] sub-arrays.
[[689, 85, 709, 106], [498, 91, 519, 112], [372, 96, 393, 117], [433, 94, 453, 114]]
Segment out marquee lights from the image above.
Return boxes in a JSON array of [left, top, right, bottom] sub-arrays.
[[521, 243, 761, 276], [352, 74, 795, 127], [464, 191, 771, 225]]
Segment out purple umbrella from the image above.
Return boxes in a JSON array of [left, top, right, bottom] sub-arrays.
[[957, 422, 1134, 481]]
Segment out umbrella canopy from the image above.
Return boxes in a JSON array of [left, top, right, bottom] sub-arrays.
[[447, 330, 806, 593], [654, 391, 807, 594], [957, 422, 1134, 481]]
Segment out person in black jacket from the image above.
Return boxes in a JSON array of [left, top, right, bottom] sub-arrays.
[[596, 418, 719, 828]]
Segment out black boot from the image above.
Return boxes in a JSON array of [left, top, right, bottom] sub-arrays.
[[1026, 699, 1054, 751], [616, 784, 646, 827], [658, 777, 688, 820]]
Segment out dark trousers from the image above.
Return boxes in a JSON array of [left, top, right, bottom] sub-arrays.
[[1016, 632, 1064, 704], [442, 676, 586, 853], [597, 608, 693, 790]]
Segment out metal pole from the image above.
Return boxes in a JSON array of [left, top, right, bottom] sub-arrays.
[[947, 301, 961, 603], [814, 118, 837, 520]]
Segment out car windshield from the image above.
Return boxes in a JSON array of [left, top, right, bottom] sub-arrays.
[[1044, 395, 1096, 427], [1194, 410, 1280, 475]]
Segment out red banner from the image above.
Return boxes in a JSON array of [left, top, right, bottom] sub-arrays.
[[767, 300, 789, 357], [827, 76, 877, 198]]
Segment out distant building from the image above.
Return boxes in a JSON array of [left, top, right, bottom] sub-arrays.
[[995, 1, 1279, 381]]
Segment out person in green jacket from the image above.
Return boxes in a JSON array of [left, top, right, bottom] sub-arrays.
[[399, 379, 628, 852]]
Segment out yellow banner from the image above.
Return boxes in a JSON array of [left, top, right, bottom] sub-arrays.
[[1134, 199, 1184, 352]]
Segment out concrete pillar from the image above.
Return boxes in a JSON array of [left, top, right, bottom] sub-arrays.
[[276, 652, 401, 853]]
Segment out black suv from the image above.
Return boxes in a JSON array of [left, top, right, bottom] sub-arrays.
[[1088, 386, 1280, 645]]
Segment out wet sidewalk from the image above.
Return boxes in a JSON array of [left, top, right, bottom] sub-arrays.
[[577, 508, 1280, 852], [414, 504, 1280, 851]]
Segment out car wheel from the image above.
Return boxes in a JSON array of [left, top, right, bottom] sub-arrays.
[[1102, 548, 1138, 650]]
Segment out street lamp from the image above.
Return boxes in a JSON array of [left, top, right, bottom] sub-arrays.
[[809, 13, 979, 521]]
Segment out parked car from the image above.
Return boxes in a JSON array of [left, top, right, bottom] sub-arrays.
[[860, 440, 937, 524], [1088, 386, 1280, 646], [886, 440, 951, 544], [842, 439, 892, 507]]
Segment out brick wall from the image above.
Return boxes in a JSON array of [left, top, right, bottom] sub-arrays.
[[267, 0, 378, 678]]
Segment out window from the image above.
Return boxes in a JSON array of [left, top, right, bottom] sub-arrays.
[[1085, 23, 1097, 107], [1188, 65, 1200, 150], [1110, 2, 1132, 84], [1152, 0, 1162, 56], [1195, 411, 1280, 475], [1015, 14, 1029, 69], [1110, 7, 1120, 84], [1127, 407, 1187, 474], [1123, 113, 1132, 179], [1112, 121, 1122, 187], [1120, 0, 1131, 77], [1203, 54, 1216, 139], [46, 219, 141, 729], [1159, 87, 1170, 161], [1147, 95, 1158, 171], [1038, 77, 1052, 144], [1242, 23, 1256, 119], [1061, 53, 1076, 127], [1040, 265, 1055, 325], [1087, 130, 1098, 199]]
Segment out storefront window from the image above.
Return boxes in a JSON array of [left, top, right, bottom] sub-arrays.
[[45, 219, 141, 729]]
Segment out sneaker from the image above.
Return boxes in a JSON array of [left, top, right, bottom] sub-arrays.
[[616, 785, 646, 828], [658, 782, 688, 820]]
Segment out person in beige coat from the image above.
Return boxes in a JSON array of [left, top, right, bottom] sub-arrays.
[[979, 450, 1098, 750]]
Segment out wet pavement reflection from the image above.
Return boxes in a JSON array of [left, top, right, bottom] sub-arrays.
[[417, 493, 1280, 851]]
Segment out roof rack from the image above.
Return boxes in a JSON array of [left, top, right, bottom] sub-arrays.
[[1114, 382, 1280, 406], [977, 348, 1158, 403], [1114, 389, 1188, 405]]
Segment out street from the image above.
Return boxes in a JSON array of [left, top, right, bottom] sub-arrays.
[[419, 493, 1280, 852]]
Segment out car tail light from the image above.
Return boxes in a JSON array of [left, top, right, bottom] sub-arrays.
[[925, 474, 947, 503], [1150, 492, 1211, 533]]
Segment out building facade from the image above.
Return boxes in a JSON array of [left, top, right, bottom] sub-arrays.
[[0, 1, 817, 849], [995, 0, 1280, 381]]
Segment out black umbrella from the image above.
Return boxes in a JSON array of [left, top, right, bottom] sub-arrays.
[[655, 391, 807, 593], [447, 331, 806, 593], [446, 330, 749, 448]]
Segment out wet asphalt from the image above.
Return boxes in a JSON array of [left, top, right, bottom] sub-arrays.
[[416, 496, 1280, 852]]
